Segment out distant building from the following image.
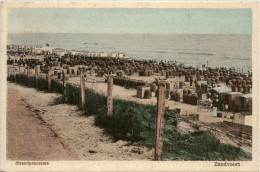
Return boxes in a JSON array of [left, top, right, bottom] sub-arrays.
[[226, 92, 242, 112], [208, 86, 252, 113], [53, 48, 66, 57], [118, 53, 124, 58], [32, 48, 43, 55], [233, 112, 252, 126], [99, 52, 108, 57], [110, 53, 118, 58], [209, 86, 231, 108], [240, 94, 252, 112], [41, 47, 54, 53]]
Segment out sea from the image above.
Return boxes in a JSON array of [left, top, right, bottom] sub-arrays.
[[7, 33, 252, 72]]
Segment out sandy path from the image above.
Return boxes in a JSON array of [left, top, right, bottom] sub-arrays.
[[7, 87, 76, 160], [8, 82, 154, 160]]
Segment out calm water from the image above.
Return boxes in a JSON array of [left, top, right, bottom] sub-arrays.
[[8, 33, 252, 71]]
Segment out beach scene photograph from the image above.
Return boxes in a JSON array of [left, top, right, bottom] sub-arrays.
[[5, 7, 254, 163]]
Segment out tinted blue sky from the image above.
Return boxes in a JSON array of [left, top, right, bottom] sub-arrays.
[[8, 8, 252, 34]]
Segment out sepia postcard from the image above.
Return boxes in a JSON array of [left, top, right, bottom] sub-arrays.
[[0, 1, 259, 171]]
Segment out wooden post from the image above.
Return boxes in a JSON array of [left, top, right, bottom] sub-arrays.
[[107, 77, 113, 116], [62, 70, 66, 94], [48, 67, 52, 92], [80, 70, 85, 109], [154, 85, 166, 161], [35, 65, 38, 88], [19, 66, 21, 74]]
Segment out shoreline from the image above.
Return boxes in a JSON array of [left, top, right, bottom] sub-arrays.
[[7, 44, 253, 74], [7, 32, 252, 72]]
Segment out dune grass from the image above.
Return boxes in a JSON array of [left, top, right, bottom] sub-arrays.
[[7, 74, 248, 160]]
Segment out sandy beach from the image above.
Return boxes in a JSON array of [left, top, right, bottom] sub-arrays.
[[8, 82, 154, 160], [7, 68, 252, 159]]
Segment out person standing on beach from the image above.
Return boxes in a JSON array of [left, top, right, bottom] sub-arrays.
[[225, 104, 229, 112], [190, 76, 193, 86]]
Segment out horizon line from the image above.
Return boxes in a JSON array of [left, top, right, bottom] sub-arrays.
[[8, 32, 252, 35]]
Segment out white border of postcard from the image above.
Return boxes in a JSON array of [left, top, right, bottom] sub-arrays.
[[1, 1, 259, 171]]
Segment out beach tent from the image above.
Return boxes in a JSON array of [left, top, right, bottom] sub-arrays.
[[210, 86, 231, 108]]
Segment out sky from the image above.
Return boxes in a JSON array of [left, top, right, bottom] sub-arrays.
[[8, 8, 252, 34]]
